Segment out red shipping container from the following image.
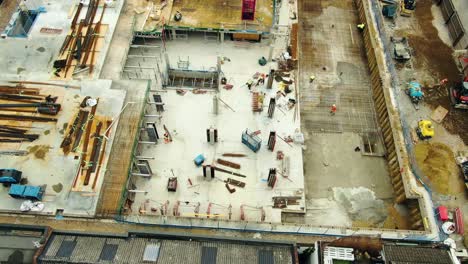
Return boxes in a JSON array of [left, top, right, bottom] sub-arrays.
[[437, 206, 448, 221], [242, 0, 257, 20]]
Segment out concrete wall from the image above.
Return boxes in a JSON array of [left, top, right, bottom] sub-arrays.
[[355, 0, 439, 239], [452, 0, 468, 31], [443, 0, 468, 49]]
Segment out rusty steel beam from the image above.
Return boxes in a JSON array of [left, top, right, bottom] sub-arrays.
[[61, 109, 85, 149], [83, 121, 102, 186], [71, 111, 90, 151], [84, 0, 96, 26], [0, 114, 57, 122], [217, 158, 241, 169], [79, 98, 99, 158], [89, 3, 106, 74], [71, 3, 84, 30], [80, 0, 100, 67], [92, 120, 112, 190], [64, 20, 85, 77]]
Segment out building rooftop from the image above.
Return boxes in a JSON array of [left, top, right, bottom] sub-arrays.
[[383, 244, 454, 264], [38, 231, 295, 264], [0, 224, 47, 264]]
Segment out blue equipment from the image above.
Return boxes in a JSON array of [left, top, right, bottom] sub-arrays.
[[194, 154, 205, 166], [382, 5, 397, 19], [406, 81, 424, 108], [0, 169, 22, 185], [9, 184, 44, 201], [242, 129, 262, 152]]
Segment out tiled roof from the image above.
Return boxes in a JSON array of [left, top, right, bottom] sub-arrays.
[[38, 233, 294, 264], [383, 244, 453, 264]]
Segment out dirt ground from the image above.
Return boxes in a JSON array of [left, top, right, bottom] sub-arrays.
[[409, 1, 468, 144], [414, 142, 464, 195]]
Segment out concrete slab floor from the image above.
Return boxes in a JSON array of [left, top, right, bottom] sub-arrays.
[[130, 36, 305, 223], [303, 133, 392, 200], [0, 80, 126, 217], [0, 0, 123, 80], [297, 0, 394, 227]]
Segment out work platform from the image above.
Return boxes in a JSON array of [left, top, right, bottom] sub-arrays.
[[124, 35, 305, 224], [0, 80, 126, 217], [0, 0, 123, 80], [133, 0, 275, 36]]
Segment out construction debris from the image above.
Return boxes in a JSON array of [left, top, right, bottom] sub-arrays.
[[225, 183, 236, 193], [167, 177, 178, 192], [222, 153, 246, 158], [225, 178, 246, 188], [0, 150, 28, 156], [212, 166, 246, 178], [217, 158, 241, 169]]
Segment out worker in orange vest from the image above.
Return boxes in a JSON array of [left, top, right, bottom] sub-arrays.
[[330, 104, 337, 115]]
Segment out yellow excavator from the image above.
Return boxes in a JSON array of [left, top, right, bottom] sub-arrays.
[[416, 120, 434, 140], [401, 0, 416, 17]]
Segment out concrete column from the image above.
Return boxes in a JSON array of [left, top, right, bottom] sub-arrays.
[[268, 44, 274, 62], [172, 29, 176, 40], [220, 31, 224, 43], [213, 95, 218, 115]]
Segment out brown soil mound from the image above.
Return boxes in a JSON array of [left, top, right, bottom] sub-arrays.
[[414, 142, 464, 195]]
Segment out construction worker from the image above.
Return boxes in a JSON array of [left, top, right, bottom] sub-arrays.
[[310, 75, 316, 83], [357, 23, 366, 32], [256, 74, 266, 86], [330, 104, 337, 115], [53, 68, 61, 77], [246, 79, 254, 90]]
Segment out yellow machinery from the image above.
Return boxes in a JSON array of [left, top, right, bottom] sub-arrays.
[[400, 0, 416, 17], [416, 120, 434, 140]]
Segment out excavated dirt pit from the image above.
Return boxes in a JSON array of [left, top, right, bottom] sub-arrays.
[[409, 1, 468, 144]]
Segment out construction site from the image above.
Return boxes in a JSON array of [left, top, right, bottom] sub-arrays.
[[0, 0, 468, 263]]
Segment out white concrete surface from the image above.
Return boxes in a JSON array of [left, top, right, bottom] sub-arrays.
[[132, 36, 305, 223], [0, 80, 126, 217], [0, 0, 124, 80]]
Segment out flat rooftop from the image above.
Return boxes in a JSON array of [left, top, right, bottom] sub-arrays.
[[133, 0, 274, 33], [0, 80, 126, 217], [0, 0, 123, 80], [168, 0, 274, 32]]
